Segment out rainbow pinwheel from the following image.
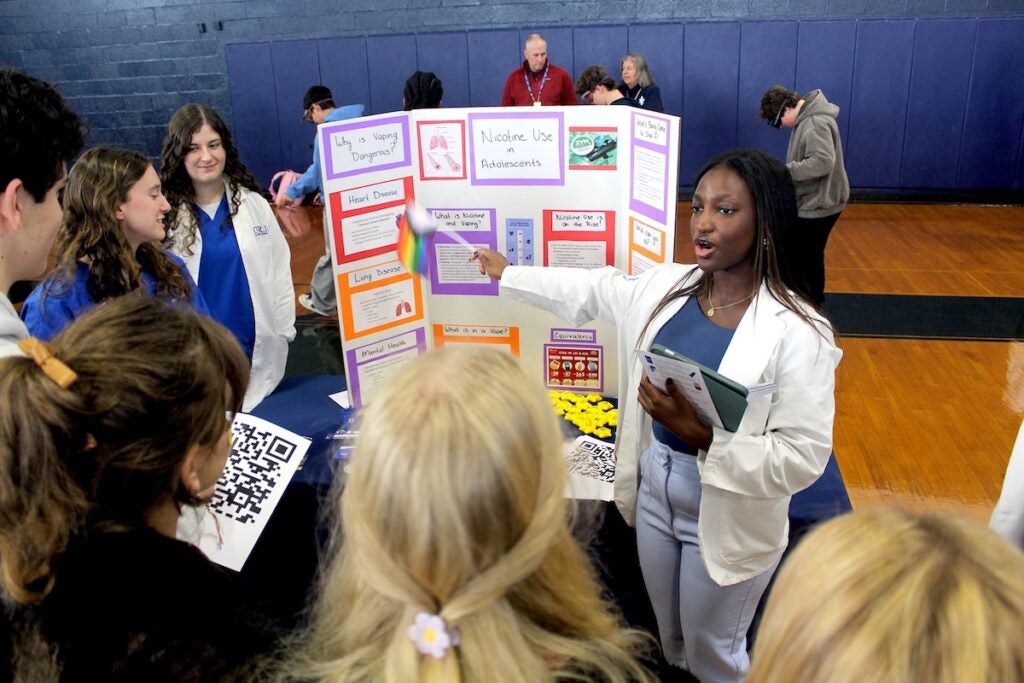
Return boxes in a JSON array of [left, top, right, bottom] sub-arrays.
[[397, 200, 437, 276]]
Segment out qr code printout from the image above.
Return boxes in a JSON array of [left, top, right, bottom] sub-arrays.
[[565, 436, 616, 483], [209, 420, 300, 524]]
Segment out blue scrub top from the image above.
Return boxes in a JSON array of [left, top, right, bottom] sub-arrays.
[[650, 296, 737, 454], [195, 196, 256, 360], [21, 253, 208, 341]]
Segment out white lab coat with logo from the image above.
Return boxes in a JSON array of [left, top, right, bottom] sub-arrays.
[[501, 263, 841, 585], [169, 183, 296, 412]]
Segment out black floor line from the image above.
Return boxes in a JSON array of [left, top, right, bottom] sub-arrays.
[[822, 293, 1024, 341]]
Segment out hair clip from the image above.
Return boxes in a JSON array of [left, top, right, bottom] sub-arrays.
[[408, 612, 459, 659], [17, 337, 78, 389]]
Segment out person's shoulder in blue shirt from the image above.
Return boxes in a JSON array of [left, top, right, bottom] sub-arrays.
[[20, 262, 93, 341], [22, 252, 209, 340], [326, 104, 365, 123]]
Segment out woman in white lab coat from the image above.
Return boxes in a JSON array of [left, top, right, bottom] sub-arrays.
[[160, 103, 295, 411], [473, 148, 842, 682]]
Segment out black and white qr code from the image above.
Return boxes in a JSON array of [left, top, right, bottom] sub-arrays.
[[209, 422, 299, 524], [566, 438, 616, 483]]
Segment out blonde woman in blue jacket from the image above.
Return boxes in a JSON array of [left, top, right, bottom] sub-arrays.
[[161, 104, 295, 412], [474, 149, 841, 682]]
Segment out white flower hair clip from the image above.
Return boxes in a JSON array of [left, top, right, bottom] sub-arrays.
[[408, 612, 459, 659]]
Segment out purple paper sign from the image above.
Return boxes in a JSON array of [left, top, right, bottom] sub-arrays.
[[425, 207, 499, 296], [321, 115, 412, 181], [550, 328, 598, 344], [628, 111, 673, 224], [468, 111, 565, 186], [345, 327, 427, 408]]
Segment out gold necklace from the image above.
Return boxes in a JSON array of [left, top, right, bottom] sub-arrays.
[[705, 279, 755, 317]]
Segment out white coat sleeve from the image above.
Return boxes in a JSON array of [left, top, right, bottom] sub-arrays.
[[990, 420, 1024, 550], [700, 321, 841, 499], [258, 197, 296, 342], [499, 265, 645, 328]]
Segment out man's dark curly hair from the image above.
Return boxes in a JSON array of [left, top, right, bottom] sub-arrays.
[[574, 64, 610, 99], [759, 85, 799, 122], [0, 69, 85, 202]]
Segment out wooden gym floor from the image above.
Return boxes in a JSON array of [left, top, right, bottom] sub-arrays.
[[285, 202, 1024, 523]]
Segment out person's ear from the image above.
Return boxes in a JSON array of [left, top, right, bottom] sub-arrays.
[[180, 444, 205, 497], [114, 203, 126, 222], [0, 178, 25, 232]]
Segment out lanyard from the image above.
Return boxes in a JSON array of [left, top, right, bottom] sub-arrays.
[[523, 64, 550, 105]]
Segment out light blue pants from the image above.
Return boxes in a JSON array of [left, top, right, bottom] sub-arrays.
[[310, 209, 337, 311], [635, 441, 776, 683]]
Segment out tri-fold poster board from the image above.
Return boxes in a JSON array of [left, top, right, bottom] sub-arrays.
[[318, 106, 681, 408]]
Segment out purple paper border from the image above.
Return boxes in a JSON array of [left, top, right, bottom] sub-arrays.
[[542, 342, 604, 394], [549, 328, 598, 344], [321, 115, 412, 181], [427, 208, 498, 296], [467, 111, 565, 186], [628, 111, 672, 224], [345, 327, 427, 408]]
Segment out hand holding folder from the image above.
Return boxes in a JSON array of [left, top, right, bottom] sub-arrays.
[[636, 344, 751, 432]]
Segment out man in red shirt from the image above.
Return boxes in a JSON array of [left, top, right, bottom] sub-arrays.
[[501, 34, 577, 107]]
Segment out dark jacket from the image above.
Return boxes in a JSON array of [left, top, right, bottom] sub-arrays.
[[2, 527, 278, 681]]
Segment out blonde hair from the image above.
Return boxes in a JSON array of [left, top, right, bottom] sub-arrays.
[[748, 508, 1024, 683], [290, 347, 653, 682]]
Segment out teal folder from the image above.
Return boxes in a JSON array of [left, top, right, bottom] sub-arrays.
[[649, 343, 749, 432]]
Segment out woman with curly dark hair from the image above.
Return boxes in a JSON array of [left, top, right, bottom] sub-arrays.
[[160, 103, 294, 411], [20, 146, 207, 340]]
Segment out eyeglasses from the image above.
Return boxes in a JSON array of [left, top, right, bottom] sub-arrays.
[[302, 98, 332, 122], [768, 101, 787, 129], [581, 90, 593, 104]]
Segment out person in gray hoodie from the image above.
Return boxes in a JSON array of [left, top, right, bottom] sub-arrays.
[[760, 86, 849, 306], [0, 69, 84, 358]]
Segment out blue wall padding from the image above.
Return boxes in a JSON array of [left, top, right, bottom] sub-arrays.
[[959, 19, 1024, 189], [737, 21, 799, 161], [628, 23, 684, 118], [901, 20, 974, 189], [846, 21, 915, 188], [573, 25, 629, 89], [681, 22, 741, 184], [416, 33, 471, 108], [225, 43, 282, 189], [467, 30, 521, 107], [225, 18, 1024, 192], [270, 40, 320, 174], [365, 35, 418, 115], [795, 21, 856, 151], [317, 36, 373, 116]]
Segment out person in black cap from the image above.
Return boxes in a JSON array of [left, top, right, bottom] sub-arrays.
[[275, 85, 365, 316]]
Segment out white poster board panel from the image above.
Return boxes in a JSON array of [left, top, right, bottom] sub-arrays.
[[318, 107, 680, 408]]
